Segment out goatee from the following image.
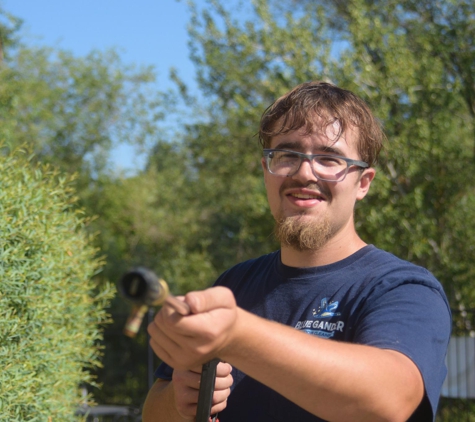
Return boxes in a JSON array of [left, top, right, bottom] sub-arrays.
[[274, 214, 332, 251]]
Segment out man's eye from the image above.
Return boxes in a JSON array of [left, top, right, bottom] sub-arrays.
[[272, 151, 298, 160], [317, 156, 343, 166]]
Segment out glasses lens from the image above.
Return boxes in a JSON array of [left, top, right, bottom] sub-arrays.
[[267, 151, 301, 175], [267, 151, 348, 181], [313, 156, 347, 181]]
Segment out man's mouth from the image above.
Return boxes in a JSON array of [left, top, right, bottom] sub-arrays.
[[290, 193, 323, 200]]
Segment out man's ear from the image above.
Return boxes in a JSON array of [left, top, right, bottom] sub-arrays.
[[356, 168, 376, 201]]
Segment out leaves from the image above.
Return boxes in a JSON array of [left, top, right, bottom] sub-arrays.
[[0, 44, 163, 183], [0, 145, 113, 420]]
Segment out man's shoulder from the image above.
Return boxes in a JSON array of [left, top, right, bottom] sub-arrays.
[[216, 250, 280, 282], [355, 246, 448, 304], [362, 246, 436, 280]]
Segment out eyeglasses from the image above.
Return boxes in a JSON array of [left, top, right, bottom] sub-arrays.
[[263, 149, 369, 182]]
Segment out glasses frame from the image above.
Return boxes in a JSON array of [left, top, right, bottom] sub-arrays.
[[263, 149, 369, 182]]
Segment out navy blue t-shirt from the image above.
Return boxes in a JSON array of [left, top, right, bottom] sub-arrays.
[[156, 245, 451, 421]]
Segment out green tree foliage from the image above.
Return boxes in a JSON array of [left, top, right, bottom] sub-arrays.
[[0, 12, 167, 406], [0, 145, 113, 421], [0, 23, 163, 189], [0, 6, 21, 62], [327, 0, 475, 333]]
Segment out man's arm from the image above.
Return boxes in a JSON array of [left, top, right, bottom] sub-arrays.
[[142, 379, 185, 422], [148, 286, 425, 422], [221, 309, 423, 422]]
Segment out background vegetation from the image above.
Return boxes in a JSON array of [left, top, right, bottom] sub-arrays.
[[0, 146, 113, 420], [0, 0, 474, 417]]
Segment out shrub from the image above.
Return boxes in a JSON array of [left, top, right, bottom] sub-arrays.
[[0, 146, 113, 421]]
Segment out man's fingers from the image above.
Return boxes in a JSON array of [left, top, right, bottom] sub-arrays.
[[214, 373, 233, 391], [148, 287, 238, 368], [185, 286, 235, 314], [215, 362, 233, 377], [211, 387, 232, 415], [152, 302, 195, 339], [173, 368, 202, 389], [213, 387, 231, 403], [147, 319, 188, 366]]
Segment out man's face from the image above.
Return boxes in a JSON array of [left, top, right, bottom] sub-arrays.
[[261, 123, 375, 251]]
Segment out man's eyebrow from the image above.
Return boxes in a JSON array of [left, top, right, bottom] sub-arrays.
[[273, 141, 303, 150], [273, 141, 346, 156], [317, 145, 346, 156]]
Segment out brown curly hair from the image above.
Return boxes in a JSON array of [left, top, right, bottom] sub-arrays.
[[258, 81, 384, 166]]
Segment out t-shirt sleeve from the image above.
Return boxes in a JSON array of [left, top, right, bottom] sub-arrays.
[[353, 281, 451, 420], [155, 361, 174, 381]]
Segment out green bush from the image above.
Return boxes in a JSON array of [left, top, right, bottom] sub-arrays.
[[0, 146, 113, 421]]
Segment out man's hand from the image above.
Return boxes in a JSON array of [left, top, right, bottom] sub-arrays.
[[142, 362, 233, 422], [172, 363, 234, 420], [147, 286, 238, 370]]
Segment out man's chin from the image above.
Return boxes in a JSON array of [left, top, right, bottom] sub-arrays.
[[274, 214, 332, 251]]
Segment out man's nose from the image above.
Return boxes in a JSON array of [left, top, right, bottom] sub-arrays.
[[293, 158, 318, 181]]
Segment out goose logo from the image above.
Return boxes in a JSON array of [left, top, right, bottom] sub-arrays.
[[313, 298, 341, 318], [295, 297, 344, 339]]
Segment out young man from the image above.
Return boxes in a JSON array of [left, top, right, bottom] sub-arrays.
[[143, 81, 451, 422]]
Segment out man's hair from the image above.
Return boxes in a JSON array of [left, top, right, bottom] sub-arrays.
[[258, 81, 385, 166]]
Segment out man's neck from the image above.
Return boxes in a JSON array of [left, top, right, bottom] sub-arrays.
[[280, 233, 367, 268]]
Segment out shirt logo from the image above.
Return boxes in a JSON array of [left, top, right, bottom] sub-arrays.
[[313, 298, 341, 318], [295, 297, 344, 339]]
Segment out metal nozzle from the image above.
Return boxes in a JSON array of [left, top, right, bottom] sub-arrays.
[[119, 267, 190, 337]]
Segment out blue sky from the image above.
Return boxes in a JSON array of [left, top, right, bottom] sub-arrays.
[[2, 0, 203, 171], [3, 0, 198, 90]]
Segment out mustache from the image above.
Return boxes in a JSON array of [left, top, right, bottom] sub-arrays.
[[279, 180, 332, 200]]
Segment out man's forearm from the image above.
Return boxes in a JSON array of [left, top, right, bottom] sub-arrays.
[[142, 380, 190, 422]]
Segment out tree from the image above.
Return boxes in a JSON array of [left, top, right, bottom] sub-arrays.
[[0, 13, 164, 191], [328, 0, 475, 332], [85, 140, 224, 405], [0, 6, 22, 64], [0, 9, 170, 408]]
